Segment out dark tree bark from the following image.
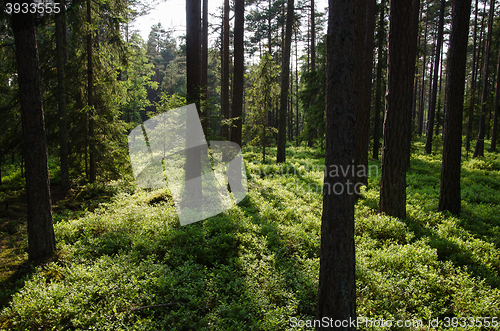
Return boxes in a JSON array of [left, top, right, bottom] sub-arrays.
[[11, 2, 56, 261], [221, 0, 230, 140], [201, 0, 209, 134], [372, 0, 386, 161], [317, 0, 356, 327], [187, 0, 201, 108], [424, 0, 445, 154], [405, 0, 420, 169], [87, 0, 96, 183], [378, 0, 415, 219], [231, 0, 244, 147], [490, 49, 500, 151], [276, 0, 294, 163], [56, 2, 70, 192], [473, 0, 494, 158], [465, 0, 479, 156], [186, 0, 202, 204], [439, 0, 472, 215], [355, 0, 376, 186]]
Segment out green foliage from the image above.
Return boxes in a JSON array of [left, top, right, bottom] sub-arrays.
[[244, 53, 280, 161]]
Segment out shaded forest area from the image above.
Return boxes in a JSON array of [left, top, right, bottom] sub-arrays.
[[1, 0, 500, 329]]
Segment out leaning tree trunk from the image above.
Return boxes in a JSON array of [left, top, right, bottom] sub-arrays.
[[12, 1, 56, 261], [318, 0, 356, 327], [439, 0, 471, 215], [424, 0, 445, 154], [473, 0, 494, 158], [378, 0, 415, 219], [276, 0, 294, 163]]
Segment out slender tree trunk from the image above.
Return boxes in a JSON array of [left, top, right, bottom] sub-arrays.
[[56, 3, 70, 192], [372, 0, 386, 161], [86, 0, 96, 183], [221, 0, 230, 140], [490, 49, 500, 151], [473, 0, 494, 158], [439, 0, 471, 215], [231, 0, 244, 147], [378, 0, 414, 219], [201, 0, 208, 134], [276, 0, 294, 163], [318, 0, 356, 326], [425, 0, 445, 154], [435, 44, 445, 138], [418, 11, 429, 136], [295, 31, 299, 140], [306, 0, 317, 148], [12, 2, 56, 260], [466, 0, 479, 156], [289, 68, 293, 141]]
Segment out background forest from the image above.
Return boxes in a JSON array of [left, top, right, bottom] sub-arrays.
[[1, 0, 500, 329]]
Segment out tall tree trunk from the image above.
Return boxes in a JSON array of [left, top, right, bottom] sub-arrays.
[[276, 0, 294, 163], [418, 10, 429, 136], [318, 0, 356, 326], [221, 0, 230, 139], [289, 68, 293, 141], [231, 0, 244, 147], [490, 49, 500, 151], [87, 0, 96, 183], [466, 0, 479, 156], [425, 0, 445, 154], [413, 6, 423, 122], [201, 0, 209, 134], [405, 0, 420, 168], [295, 31, 299, 140], [473, 0, 494, 158], [186, 0, 202, 204], [378, 0, 414, 219], [435, 44, 445, 138], [439, 0, 471, 215], [355, 0, 376, 186], [56, 3, 70, 192], [12, 2, 56, 260], [372, 0, 386, 161]]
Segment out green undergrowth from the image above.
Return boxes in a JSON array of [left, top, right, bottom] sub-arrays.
[[1, 143, 499, 330]]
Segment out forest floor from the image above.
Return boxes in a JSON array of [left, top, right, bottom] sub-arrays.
[[0, 139, 500, 330]]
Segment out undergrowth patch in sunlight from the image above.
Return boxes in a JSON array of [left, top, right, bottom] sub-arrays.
[[1, 145, 499, 330]]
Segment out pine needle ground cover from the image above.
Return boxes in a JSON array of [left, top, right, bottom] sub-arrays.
[[1, 143, 499, 330]]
